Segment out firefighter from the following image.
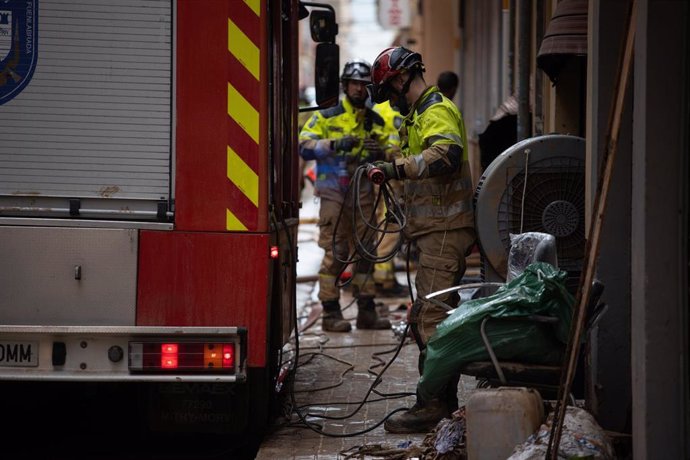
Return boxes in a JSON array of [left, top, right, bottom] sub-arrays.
[[372, 100, 410, 298], [299, 59, 392, 333], [368, 47, 476, 432]]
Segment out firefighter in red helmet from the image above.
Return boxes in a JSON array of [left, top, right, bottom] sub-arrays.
[[369, 47, 476, 433]]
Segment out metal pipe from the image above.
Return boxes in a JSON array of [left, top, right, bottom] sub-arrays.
[[480, 316, 507, 385], [509, 0, 516, 93], [517, 0, 530, 140]]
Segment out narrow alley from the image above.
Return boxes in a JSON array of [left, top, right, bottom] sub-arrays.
[[256, 181, 480, 458]]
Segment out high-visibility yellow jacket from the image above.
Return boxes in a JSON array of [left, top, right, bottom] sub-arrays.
[[299, 96, 389, 203], [394, 86, 474, 238], [373, 101, 403, 160]]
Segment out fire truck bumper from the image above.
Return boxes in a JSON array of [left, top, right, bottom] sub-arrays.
[[0, 325, 247, 382]]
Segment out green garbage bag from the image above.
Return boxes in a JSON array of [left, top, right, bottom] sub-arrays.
[[418, 262, 574, 401]]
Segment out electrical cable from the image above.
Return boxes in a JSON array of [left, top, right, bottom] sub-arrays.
[[281, 158, 418, 437], [331, 164, 407, 290], [520, 148, 531, 233], [293, 351, 354, 393]]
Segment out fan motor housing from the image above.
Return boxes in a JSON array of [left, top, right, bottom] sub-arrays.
[[474, 134, 586, 292]]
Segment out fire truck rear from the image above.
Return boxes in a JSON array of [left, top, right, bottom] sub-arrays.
[[0, 0, 338, 439]]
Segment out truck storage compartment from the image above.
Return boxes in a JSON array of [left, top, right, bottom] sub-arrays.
[[0, 226, 137, 325]]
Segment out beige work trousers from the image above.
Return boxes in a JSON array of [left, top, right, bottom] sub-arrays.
[[409, 227, 476, 349], [317, 197, 377, 301]]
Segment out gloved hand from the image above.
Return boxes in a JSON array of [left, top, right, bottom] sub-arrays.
[[362, 138, 384, 161], [332, 135, 358, 153], [372, 161, 398, 181]]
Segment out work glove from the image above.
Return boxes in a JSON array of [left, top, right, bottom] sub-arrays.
[[332, 135, 358, 153], [362, 138, 384, 161], [372, 161, 398, 181]]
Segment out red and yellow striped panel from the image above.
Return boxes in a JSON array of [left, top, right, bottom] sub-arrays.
[[175, 0, 267, 232], [226, 0, 262, 231]]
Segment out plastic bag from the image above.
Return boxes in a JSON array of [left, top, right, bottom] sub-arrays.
[[507, 232, 558, 282], [508, 406, 614, 459], [418, 262, 574, 401]]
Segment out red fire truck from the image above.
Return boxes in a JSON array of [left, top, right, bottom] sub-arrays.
[[0, 0, 338, 442]]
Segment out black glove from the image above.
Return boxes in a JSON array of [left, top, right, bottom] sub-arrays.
[[332, 135, 358, 153], [372, 161, 398, 181], [362, 138, 384, 161]]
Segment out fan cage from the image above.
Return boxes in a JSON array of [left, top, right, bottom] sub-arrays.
[[481, 156, 585, 294]]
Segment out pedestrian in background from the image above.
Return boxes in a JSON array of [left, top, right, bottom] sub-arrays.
[[299, 60, 392, 333], [369, 47, 476, 433], [437, 70, 459, 101]]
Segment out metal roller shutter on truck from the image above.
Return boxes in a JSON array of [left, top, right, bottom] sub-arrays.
[[0, 0, 172, 221]]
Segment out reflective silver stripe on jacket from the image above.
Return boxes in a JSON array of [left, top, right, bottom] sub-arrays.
[[426, 133, 464, 147], [406, 199, 473, 218], [300, 132, 321, 140], [412, 153, 427, 178]]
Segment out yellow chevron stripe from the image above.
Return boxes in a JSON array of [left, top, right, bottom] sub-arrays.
[[226, 209, 248, 231], [228, 18, 260, 81], [243, 0, 260, 17], [227, 146, 259, 206], [227, 82, 259, 144]]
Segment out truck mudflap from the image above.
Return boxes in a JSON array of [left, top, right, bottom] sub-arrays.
[[0, 326, 247, 382]]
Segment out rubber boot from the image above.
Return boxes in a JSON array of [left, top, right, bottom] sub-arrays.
[[321, 301, 351, 332], [383, 394, 450, 433], [356, 297, 391, 330]]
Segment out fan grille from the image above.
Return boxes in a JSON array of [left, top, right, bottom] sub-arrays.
[[499, 157, 585, 291]]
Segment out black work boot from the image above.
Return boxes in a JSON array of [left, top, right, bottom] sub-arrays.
[[383, 396, 450, 433], [321, 301, 351, 333], [356, 297, 391, 330]]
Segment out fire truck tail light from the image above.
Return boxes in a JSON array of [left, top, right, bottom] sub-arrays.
[[129, 341, 236, 373], [270, 245, 279, 259], [161, 343, 178, 369]]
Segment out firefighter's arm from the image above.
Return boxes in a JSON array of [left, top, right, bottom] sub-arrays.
[[298, 113, 332, 160], [393, 143, 462, 179], [362, 132, 388, 162], [299, 137, 334, 161], [299, 114, 360, 160], [364, 116, 396, 162], [392, 107, 464, 180]]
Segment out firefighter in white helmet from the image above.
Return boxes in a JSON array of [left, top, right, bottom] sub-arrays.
[[369, 47, 476, 433], [299, 59, 393, 333]]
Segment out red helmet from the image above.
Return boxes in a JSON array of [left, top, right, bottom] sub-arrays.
[[369, 47, 424, 103]]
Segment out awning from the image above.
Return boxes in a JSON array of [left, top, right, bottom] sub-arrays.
[[537, 0, 588, 83]]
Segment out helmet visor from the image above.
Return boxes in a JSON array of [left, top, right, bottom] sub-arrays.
[[342, 61, 372, 82]]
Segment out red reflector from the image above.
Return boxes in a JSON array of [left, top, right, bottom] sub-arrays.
[[222, 344, 234, 368], [270, 245, 279, 259]]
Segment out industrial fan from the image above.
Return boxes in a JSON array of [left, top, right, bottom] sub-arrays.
[[474, 134, 586, 293]]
